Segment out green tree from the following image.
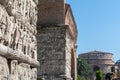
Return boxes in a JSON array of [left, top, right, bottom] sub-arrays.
[[96, 70, 102, 80], [77, 56, 91, 79], [77, 74, 81, 80]]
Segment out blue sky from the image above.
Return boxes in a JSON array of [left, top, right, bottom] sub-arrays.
[[66, 0, 120, 62]]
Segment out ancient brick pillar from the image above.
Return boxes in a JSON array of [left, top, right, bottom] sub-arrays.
[[37, 0, 65, 25], [37, 0, 77, 80]]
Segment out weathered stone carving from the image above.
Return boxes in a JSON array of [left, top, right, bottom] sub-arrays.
[[0, 5, 37, 59], [0, 56, 9, 80], [0, 0, 39, 79], [9, 60, 18, 80], [0, 0, 38, 25], [0, 5, 7, 44], [5, 16, 15, 46]]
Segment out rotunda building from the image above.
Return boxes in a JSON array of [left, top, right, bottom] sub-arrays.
[[79, 51, 114, 74]]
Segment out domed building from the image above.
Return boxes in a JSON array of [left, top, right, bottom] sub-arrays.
[[79, 50, 114, 79]]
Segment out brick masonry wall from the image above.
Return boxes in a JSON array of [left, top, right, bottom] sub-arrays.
[[65, 6, 77, 43], [37, 0, 65, 25]]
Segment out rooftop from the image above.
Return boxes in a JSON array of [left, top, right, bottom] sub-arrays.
[[80, 50, 113, 55]]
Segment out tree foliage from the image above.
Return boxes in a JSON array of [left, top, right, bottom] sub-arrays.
[[96, 70, 102, 80], [77, 56, 91, 79], [77, 74, 81, 80]]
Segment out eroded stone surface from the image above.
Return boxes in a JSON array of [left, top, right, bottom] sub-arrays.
[[37, 25, 76, 80], [0, 3, 37, 58], [0, 56, 9, 80], [0, 0, 38, 79]]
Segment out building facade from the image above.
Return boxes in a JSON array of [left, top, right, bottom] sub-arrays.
[[80, 51, 114, 79], [37, 0, 78, 80]]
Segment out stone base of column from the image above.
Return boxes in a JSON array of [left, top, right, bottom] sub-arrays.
[[37, 74, 73, 80]]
